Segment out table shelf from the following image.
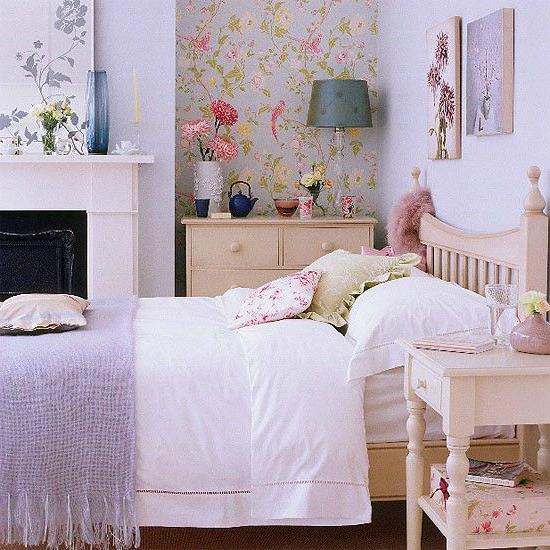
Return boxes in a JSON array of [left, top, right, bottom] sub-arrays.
[[419, 496, 550, 549]]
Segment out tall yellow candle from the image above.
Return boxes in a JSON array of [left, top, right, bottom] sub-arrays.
[[133, 68, 141, 126]]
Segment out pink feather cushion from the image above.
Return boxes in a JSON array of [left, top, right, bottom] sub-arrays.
[[386, 188, 434, 272]]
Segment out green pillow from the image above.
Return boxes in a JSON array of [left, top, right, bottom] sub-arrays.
[[299, 250, 420, 328]]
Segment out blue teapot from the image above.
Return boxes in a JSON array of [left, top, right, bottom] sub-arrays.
[[228, 181, 258, 218]]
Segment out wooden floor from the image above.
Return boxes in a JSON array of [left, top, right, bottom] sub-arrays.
[[1, 502, 447, 549]]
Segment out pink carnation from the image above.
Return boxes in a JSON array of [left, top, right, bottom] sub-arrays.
[[211, 99, 239, 126], [209, 135, 238, 161], [181, 118, 212, 142]]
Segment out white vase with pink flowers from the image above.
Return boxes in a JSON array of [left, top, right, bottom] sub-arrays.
[[181, 99, 239, 214]]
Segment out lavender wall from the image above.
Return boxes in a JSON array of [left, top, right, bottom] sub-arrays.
[[95, 1, 176, 297], [376, 0, 550, 246]]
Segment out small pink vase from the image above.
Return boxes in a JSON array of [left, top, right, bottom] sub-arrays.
[[510, 313, 550, 355]]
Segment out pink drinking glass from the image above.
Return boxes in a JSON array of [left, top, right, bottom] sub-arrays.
[[341, 195, 356, 218], [298, 196, 313, 219]]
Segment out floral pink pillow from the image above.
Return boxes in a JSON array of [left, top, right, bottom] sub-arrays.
[[231, 270, 322, 329]]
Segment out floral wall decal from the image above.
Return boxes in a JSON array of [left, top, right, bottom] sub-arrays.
[[426, 16, 461, 160], [0, 1, 93, 153], [176, 0, 379, 293]]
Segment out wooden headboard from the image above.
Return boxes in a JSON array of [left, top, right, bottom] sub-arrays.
[[411, 165, 549, 300], [411, 165, 549, 465]]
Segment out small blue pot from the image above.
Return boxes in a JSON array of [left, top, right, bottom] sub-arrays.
[[195, 199, 210, 218]]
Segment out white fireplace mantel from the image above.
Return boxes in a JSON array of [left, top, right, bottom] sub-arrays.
[[0, 154, 154, 298]]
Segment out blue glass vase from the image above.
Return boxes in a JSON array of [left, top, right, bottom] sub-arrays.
[[85, 70, 109, 154]]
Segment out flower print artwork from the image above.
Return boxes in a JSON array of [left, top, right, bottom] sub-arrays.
[[426, 16, 461, 160], [466, 9, 514, 136], [0, 1, 93, 154]]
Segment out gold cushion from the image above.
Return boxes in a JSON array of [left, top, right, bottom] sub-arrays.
[[299, 250, 420, 328], [0, 294, 89, 335]]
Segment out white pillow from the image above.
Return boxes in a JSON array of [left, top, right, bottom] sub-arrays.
[[346, 277, 489, 380], [0, 293, 89, 335]]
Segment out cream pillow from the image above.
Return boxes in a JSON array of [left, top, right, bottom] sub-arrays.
[[0, 294, 89, 335], [299, 250, 420, 328]]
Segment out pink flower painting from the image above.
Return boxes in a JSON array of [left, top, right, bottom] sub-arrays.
[[426, 17, 461, 160]]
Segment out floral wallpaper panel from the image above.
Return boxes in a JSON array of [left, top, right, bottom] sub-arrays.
[[175, 0, 379, 294]]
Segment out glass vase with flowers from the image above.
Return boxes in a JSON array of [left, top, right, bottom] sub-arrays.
[[510, 291, 550, 354], [297, 162, 332, 216], [32, 100, 73, 155]]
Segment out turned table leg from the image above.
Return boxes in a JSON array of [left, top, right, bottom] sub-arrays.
[[406, 397, 426, 550], [445, 436, 470, 550], [537, 425, 550, 550]]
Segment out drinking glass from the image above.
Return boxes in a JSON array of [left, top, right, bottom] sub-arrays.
[[298, 196, 313, 219], [485, 284, 519, 346]]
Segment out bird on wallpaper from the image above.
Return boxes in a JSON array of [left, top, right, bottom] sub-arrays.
[[271, 100, 286, 143]]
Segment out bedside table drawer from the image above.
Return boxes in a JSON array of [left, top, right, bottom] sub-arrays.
[[191, 226, 278, 268], [282, 226, 372, 267], [411, 360, 442, 411]]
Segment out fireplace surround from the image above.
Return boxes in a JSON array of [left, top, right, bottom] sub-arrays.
[[0, 155, 154, 298]]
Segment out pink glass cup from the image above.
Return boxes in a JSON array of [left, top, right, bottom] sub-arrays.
[[341, 195, 356, 218], [299, 196, 313, 219]]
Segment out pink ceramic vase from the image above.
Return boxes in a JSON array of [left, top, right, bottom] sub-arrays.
[[510, 313, 550, 354]]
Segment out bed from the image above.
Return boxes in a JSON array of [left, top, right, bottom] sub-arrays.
[[134, 165, 548, 526], [1, 166, 547, 545]]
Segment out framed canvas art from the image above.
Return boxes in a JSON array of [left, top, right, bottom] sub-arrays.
[[426, 16, 461, 160], [466, 8, 514, 136], [0, 1, 94, 153]]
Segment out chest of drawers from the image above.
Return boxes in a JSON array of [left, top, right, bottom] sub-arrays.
[[181, 216, 377, 297]]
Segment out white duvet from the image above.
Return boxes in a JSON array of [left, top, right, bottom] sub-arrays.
[[133, 292, 371, 527]]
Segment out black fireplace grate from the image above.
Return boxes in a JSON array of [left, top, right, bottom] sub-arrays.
[[0, 230, 75, 298]]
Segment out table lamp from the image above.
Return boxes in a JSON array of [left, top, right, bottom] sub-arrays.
[[306, 79, 372, 213]]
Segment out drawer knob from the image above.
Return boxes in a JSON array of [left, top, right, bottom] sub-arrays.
[[229, 242, 241, 253], [321, 241, 335, 252], [416, 379, 427, 390]]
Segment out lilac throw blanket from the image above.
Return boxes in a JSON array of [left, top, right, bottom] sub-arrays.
[[0, 298, 139, 549]]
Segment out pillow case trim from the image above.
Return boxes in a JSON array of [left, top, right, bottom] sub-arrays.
[[298, 252, 420, 329]]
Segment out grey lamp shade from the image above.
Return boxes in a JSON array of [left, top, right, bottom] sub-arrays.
[[306, 79, 372, 129]]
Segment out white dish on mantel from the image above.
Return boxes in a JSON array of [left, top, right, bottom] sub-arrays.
[[0, 154, 154, 164]]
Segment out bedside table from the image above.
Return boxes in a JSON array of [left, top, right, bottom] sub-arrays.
[[399, 340, 550, 550]]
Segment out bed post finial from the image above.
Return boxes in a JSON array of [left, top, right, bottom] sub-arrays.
[[524, 166, 546, 213], [411, 166, 421, 192]]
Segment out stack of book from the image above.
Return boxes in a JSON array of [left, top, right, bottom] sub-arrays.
[[412, 332, 495, 354], [466, 459, 535, 487]]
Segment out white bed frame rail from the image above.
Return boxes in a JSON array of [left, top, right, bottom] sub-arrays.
[[413, 165, 549, 299]]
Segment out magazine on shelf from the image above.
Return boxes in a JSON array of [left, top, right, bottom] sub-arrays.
[[466, 459, 536, 487], [412, 332, 495, 354]]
